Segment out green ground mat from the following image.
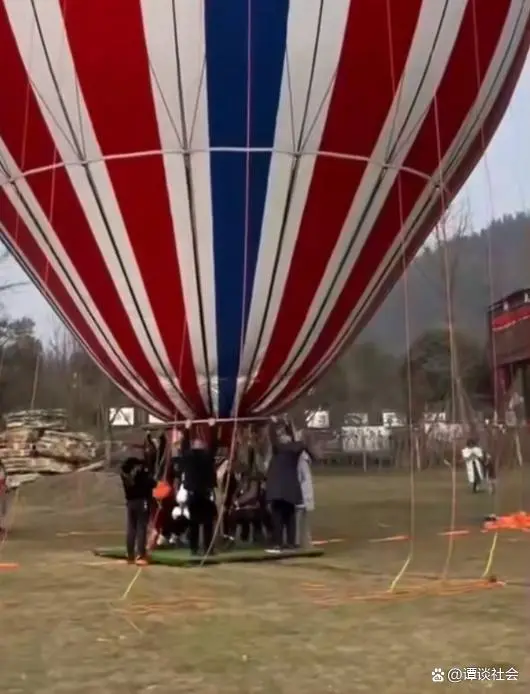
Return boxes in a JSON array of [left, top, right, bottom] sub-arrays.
[[93, 545, 324, 567]]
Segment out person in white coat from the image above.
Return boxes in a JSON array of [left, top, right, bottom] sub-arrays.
[[461, 437, 485, 493], [296, 446, 315, 548]]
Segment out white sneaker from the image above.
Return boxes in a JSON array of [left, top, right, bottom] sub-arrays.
[[265, 547, 282, 554]]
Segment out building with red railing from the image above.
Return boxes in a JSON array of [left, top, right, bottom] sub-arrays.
[[488, 288, 530, 419]]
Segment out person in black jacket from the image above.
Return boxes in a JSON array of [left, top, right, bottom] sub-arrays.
[[120, 456, 156, 564], [265, 417, 304, 552], [180, 419, 218, 556]]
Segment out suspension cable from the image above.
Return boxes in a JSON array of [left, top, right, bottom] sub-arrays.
[[468, 0, 502, 581], [384, 0, 416, 593]]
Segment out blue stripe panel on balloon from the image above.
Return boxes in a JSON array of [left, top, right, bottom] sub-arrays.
[[204, 0, 289, 416]]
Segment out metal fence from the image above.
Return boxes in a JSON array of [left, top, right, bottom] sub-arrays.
[[304, 423, 529, 470]]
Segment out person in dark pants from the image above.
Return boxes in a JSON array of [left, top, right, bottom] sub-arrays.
[[265, 417, 304, 553], [482, 451, 496, 494], [180, 419, 218, 556], [120, 456, 156, 565], [230, 453, 271, 545]]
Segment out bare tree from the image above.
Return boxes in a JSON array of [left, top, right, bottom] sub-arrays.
[[434, 206, 470, 426], [45, 319, 130, 433], [400, 206, 478, 428], [0, 247, 30, 295]]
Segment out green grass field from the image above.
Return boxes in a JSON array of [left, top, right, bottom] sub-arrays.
[[0, 467, 528, 693]]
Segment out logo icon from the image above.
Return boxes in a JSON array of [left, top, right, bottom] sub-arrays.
[[432, 668, 445, 682]]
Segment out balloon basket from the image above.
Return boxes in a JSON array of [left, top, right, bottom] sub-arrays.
[[93, 545, 323, 567]]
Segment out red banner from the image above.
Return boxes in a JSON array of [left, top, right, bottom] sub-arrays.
[[491, 304, 530, 332]]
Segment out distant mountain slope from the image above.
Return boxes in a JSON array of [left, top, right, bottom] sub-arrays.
[[361, 212, 530, 354]]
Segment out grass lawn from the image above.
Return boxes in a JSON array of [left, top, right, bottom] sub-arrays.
[[0, 466, 528, 693]]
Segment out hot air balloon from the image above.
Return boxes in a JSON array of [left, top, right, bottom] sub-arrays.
[[0, 0, 529, 422]]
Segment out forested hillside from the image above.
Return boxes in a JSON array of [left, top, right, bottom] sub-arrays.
[[362, 212, 530, 353]]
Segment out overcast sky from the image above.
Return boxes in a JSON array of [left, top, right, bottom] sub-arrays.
[[1, 57, 529, 340]]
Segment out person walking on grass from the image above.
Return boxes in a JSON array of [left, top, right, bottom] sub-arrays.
[[120, 456, 156, 566], [461, 437, 485, 493]]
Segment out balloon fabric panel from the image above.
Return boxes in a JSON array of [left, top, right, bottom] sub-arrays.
[[0, 0, 528, 419]]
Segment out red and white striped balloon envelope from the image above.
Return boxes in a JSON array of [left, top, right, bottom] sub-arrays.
[[0, 0, 528, 419]]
